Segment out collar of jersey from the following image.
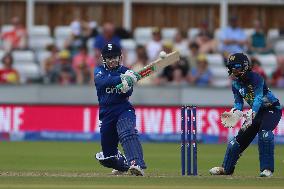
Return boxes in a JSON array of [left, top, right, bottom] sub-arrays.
[[103, 64, 122, 71]]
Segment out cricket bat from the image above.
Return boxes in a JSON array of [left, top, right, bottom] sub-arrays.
[[116, 51, 180, 89]]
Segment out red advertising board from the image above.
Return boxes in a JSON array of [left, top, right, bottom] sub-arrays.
[[0, 105, 284, 138]]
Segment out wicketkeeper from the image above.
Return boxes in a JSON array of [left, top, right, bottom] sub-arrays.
[[210, 53, 282, 177], [94, 43, 146, 176]]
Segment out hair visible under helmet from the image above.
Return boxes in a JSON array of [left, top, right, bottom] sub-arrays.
[[226, 53, 251, 78], [101, 43, 122, 70]]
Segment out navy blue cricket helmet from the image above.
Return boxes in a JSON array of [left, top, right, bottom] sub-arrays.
[[101, 43, 122, 69], [226, 53, 251, 77], [101, 43, 121, 59]]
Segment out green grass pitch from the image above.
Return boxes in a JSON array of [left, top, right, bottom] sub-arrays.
[[0, 142, 283, 189]]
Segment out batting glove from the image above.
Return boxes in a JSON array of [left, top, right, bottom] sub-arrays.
[[124, 70, 141, 82], [120, 74, 134, 93]]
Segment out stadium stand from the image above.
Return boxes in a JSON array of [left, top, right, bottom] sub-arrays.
[[214, 28, 221, 40], [29, 25, 51, 37], [274, 40, 284, 55], [29, 25, 53, 50], [244, 28, 255, 38], [207, 54, 230, 87], [121, 39, 137, 66], [54, 26, 72, 50], [0, 50, 4, 61], [0, 25, 13, 34], [1, 20, 284, 87], [268, 28, 279, 40], [12, 50, 35, 64], [36, 50, 51, 74], [87, 38, 95, 55], [11, 50, 40, 83], [161, 28, 178, 41], [14, 63, 40, 83], [134, 27, 153, 45], [254, 54, 277, 77], [187, 28, 199, 40]]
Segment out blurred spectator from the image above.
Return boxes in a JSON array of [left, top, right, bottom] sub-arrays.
[[70, 17, 93, 38], [94, 22, 121, 61], [0, 53, 19, 84], [250, 57, 267, 80], [248, 20, 272, 54], [188, 54, 212, 86], [70, 18, 82, 37], [115, 27, 132, 39], [48, 50, 76, 85], [43, 44, 59, 83], [146, 27, 162, 62], [169, 67, 187, 86], [173, 30, 189, 57], [0, 16, 27, 51], [159, 41, 187, 84], [131, 45, 154, 85], [88, 20, 99, 38], [65, 17, 92, 56], [195, 21, 217, 53], [271, 56, 284, 88], [219, 16, 247, 56], [75, 62, 92, 85], [196, 20, 214, 39], [280, 30, 284, 36], [178, 56, 190, 77], [187, 42, 200, 69], [72, 45, 96, 84]]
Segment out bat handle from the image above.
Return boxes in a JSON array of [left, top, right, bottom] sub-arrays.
[[116, 83, 123, 89]]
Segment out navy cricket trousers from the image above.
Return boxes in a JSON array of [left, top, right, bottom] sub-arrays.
[[99, 108, 136, 157], [236, 106, 282, 153]]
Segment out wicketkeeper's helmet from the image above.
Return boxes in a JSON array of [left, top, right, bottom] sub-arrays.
[[226, 53, 251, 77]]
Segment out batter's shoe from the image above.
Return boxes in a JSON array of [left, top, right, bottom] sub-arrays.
[[129, 165, 144, 176], [260, 169, 273, 177]]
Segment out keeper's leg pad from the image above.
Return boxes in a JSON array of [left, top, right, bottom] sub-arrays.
[[117, 117, 146, 169], [258, 130, 274, 172], [222, 138, 241, 175], [95, 151, 129, 172]]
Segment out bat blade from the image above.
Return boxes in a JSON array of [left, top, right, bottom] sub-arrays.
[[116, 51, 180, 89], [139, 51, 180, 78]]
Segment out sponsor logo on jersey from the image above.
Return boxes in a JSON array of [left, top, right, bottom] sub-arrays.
[[106, 87, 122, 94]]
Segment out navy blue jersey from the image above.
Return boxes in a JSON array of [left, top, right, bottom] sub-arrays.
[[232, 72, 280, 114], [94, 65, 133, 119]]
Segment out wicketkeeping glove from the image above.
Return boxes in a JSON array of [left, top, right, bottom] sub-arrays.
[[241, 109, 255, 131], [221, 108, 243, 128]]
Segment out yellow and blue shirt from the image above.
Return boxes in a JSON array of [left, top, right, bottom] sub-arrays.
[[232, 72, 280, 114]]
